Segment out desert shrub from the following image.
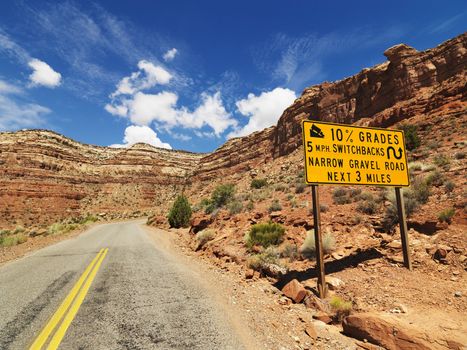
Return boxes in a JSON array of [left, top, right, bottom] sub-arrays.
[[246, 200, 254, 211], [295, 182, 306, 194], [0, 234, 27, 247], [211, 184, 235, 208], [274, 184, 287, 192], [167, 194, 192, 228], [408, 162, 423, 172], [251, 178, 268, 189], [349, 188, 362, 199], [47, 222, 79, 235], [399, 124, 420, 151], [332, 188, 350, 205], [300, 229, 335, 259], [358, 191, 375, 202], [196, 229, 215, 248], [357, 199, 378, 214], [227, 200, 243, 215], [245, 222, 285, 248], [444, 180, 455, 193], [454, 151, 465, 160], [320, 204, 329, 213], [330, 296, 352, 321], [280, 243, 299, 261], [247, 247, 280, 271], [13, 226, 25, 235], [382, 187, 420, 231], [268, 199, 282, 213], [425, 170, 444, 187], [433, 154, 450, 169], [438, 208, 455, 223], [287, 194, 294, 201], [79, 214, 98, 225]]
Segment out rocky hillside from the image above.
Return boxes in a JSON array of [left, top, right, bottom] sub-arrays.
[[0, 32, 465, 229], [0, 130, 203, 227]]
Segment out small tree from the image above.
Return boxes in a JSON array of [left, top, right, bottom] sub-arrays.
[[211, 184, 235, 207], [168, 194, 192, 228], [399, 124, 420, 151]]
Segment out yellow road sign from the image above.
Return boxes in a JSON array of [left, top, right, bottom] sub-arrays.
[[302, 120, 410, 186]]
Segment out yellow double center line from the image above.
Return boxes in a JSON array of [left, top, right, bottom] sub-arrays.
[[30, 248, 108, 350]]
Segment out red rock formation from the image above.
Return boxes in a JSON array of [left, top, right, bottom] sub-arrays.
[[1, 33, 466, 227]]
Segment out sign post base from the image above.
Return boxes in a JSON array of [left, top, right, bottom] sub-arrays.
[[395, 187, 412, 270], [311, 185, 327, 298]]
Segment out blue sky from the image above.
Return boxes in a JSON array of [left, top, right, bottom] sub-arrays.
[[0, 1, 465, 152]]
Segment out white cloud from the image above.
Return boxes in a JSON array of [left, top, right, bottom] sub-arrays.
[[110, 125, 171, 149], [107, 90, 236, 137], [111, 60, 172, 98], [0, 80, 23, 95], [163, 48, 178, 61], [28, 58, 62, 88], [228, 87, 296, 138], [0, 80, 51, 130]]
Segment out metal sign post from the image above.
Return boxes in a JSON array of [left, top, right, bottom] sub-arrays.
[[302, 120, 413, 299], [311, 185, 327, 298], [395, 187, 412, 270]]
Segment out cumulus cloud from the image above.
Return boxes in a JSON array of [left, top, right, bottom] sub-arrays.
[[28, 58, 62, 88], [110, 125, 171, 149], [0, 79, 51, 130], [106, 60, 237, 137], [228, 87, 296, 138], [163, 48, 178, 61], [111, 60, 172, 98]]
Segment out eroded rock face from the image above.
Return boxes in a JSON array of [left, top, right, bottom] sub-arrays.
[[1, 33, 466, 227], [0, 130, 203, 226]]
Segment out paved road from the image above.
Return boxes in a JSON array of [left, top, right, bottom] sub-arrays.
[[0, 221, 246, 349]]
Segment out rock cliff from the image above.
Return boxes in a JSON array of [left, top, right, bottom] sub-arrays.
[[1, 33, 466, 227]]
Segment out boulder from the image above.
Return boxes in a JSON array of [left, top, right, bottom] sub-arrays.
[[303, 292, 327, 312], [325, 276, 345, 290], [304, 324, 317, 340], [343, 313, 433, 350], [282, 279, 307, 303], [189, 214, 212, 234], [312, 311, 332, 324], [262, 263, 287, 278]]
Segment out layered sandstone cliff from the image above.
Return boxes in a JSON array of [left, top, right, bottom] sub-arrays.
[[0, 130, 203, 226], [1, 33, 466, 227], [193, 32, 466, 181]]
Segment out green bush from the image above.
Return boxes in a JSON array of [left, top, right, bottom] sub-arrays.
[[0, 233, 27, 247], [47, 222, 79, 235], [433, 154, 450, 169], [438, 208, 455, 223], [425, 170, 444, 187], [211, 184, 235, 208], [227, 200, 243, 215], [399, 124, 420, 151], [268, 199, 282, 213], [167, 194, 192, 228], [245, 222, 285, 248], [444, 180, 455, 193], [332, 188, 350, 204], [295, 182, 306, 194], [300, 229, 335, 259], [330, 296, 352, 321], [454, 151, 465, 160], [357, 199, 378, 214], [251, 178, 268, 189]]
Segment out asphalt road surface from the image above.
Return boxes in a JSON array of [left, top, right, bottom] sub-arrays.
[[0, 221, 246, 349]]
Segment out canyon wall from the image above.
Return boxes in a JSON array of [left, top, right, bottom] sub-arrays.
[[1, 33, 466, 226]]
